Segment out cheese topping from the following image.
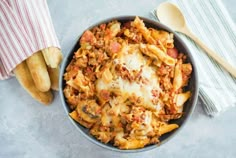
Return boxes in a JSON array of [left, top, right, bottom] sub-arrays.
[[96, 44, 161, 110]]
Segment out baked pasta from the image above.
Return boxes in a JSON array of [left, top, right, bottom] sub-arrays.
[[63, 16, 192, 149]]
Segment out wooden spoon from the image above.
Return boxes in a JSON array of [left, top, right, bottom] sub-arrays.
[[156, 2, 236, 78]]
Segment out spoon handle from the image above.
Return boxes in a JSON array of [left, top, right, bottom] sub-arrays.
[[182, 27, 236, 78]]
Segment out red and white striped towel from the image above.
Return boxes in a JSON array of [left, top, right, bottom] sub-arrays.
[[0, 0, 60, 80]]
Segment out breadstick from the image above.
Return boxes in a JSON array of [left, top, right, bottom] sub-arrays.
[[13, 61, 53, 105], [47, 66, 60, 91], [42, 47, 63, 68], [26, 51, 51, 92]]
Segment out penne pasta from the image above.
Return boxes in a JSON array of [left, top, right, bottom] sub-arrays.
[[133, 16, 156, 44], [69, 110, 93, 128], [173, 60, 183, 91], [147, 44, 176, 66], [176, 91, 191, 107], [159, 123, 179, 135]]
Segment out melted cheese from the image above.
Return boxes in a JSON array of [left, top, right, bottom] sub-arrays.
[[120, 49, 144, 71], [96, 44, 161, 110]]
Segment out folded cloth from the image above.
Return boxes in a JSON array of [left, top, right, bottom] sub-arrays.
[[0, 0, 60, 80], [151, 0, 236, 116]]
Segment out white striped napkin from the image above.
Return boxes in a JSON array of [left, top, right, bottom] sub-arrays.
[[0, 0, 60, 80], [152, 0, 236, 116]]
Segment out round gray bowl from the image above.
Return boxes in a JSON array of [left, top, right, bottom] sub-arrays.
[[59, 16, 199, 153]]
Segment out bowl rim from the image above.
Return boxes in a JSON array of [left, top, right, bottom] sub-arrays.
[[59, 15, 199, 153]]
